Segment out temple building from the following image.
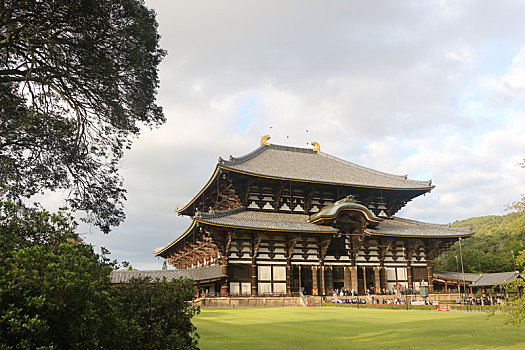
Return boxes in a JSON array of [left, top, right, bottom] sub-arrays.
[[154, 136, 473, 296]]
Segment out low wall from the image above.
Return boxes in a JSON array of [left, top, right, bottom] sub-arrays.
[[201, 296, 302, 307], [429, 293, 461, 301]]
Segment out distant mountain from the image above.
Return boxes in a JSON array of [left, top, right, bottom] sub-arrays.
[[452, 215, 510, 235], [434, 214, 524, 273]]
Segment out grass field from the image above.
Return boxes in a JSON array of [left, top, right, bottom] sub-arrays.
[[194, 307, 525, 349]]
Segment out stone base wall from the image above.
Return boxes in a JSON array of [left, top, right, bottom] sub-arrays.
[[200, 296, 302, 307]]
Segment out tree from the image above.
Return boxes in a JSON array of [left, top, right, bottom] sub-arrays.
[[434, 215, 523, 273], [506, 194, 525, 241], [115, 277, 200, 350], [500, 279, 525, 327], [0, 200, 120, 349], [0, 0, 165, 232], [0, 201, 200, 349]]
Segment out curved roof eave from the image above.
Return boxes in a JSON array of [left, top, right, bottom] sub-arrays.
[[176, 165, 221, 214], [221, 143, 433, 189], [153, 221, 197, 257], [177, 144, 435, 215], [218, 166, 435, 191], [364, 230, 475, 239], [194, 218, 337, 234]]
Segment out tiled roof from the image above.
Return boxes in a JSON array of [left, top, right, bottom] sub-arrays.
[[219, 144, 433, 190], [433, 270, 482, 283], [194, 208, 472, 238], [110, 265, 225, 284], [433, 271, 525, 287], [469, 271, 524, 287], [196, 208, 337, 233], [367, 217, 473, 238]]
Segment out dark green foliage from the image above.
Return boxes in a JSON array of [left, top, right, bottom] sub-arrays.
[[0, 242, 118, 349], [115, 277, 200, 350], [0, 201, 199, 349], [0, 0, 165, 232], [434, 214, 524, 273], [0, 201, 118, 349]]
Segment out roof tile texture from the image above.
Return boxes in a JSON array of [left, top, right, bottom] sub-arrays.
[[221, 144, 432, 189], [110, 265, 225, 284], [197, 209, 471, 237]]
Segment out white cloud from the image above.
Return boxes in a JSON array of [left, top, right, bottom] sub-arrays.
[[52, 0, 525, 268]]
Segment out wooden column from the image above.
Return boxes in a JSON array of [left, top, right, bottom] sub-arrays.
[[317, 235, 330, 296], [221, 255, 228, 296], [406, 261, 413, 289], [312, 266, 318, 295], [374, 267, 381, 294], [251, 257, 257, 296], [326, 266, 333, 295], [284, 235, 298, 296], [344, 266, 351, 290], [426, 260, 434, 293], [298, 265, 302, 293], [382, 266, 388, 292], [286, 258, 292, 295], [320, 262, 326, 296], [251, 233, 261, 296], [362, 266, 367, 294], [350, 266, 358, 294]]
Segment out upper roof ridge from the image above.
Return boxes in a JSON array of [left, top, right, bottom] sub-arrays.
[[220, 143, 316, 166], [221, 143, 432, 187]]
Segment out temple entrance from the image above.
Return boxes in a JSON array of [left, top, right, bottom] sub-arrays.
[[291, 265, 313, 295], [332, 266, 345, 290], [357, 267, 365, 295], [365, 267, 375, 294]]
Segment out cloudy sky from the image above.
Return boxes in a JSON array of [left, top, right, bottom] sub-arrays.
[[81, 0, 525, 269]]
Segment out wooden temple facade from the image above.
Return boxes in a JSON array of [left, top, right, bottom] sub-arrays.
[[154, 137, 473, 296]]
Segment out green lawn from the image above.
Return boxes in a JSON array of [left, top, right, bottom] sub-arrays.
[[194, 307, 525, 350]]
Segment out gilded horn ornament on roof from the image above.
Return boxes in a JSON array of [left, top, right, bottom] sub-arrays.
[[311, 141, 320, 152], [260, 135, 271, 146]]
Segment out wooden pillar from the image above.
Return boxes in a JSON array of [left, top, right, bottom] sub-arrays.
[[286, 258, 292, 295], [312, 266, 318, 295], [382, 266, 388, 292], [251, 257, 257, 296], [326, 266, 333, 295], [362, 266, 367, 294], [344, 266, 351, 290], [426, 261, 434, 293], [445, 280, 448, 293], [221, 255, 228, 296], [374, 267, 381, 294], [406, 261, 413, 289], [320, 262, 326, 296], [298, 265, 302, 293], [351, 266, 358, 294]]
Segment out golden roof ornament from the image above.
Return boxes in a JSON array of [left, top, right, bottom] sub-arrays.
[[260, 135, 271, 146], [311, 141, 320, 152]]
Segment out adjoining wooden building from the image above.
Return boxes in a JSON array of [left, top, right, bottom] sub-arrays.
[[110, 265, 225, 297], [154, 137, 473, 296]]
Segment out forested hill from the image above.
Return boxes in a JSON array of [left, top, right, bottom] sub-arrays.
[[433, 214, 524, 273]]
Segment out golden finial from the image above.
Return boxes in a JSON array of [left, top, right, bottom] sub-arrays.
[[261, 135, 271, 146], [311, 141, 320, 152]]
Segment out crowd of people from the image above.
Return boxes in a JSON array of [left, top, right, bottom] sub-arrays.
[[332, 283, 411, 298], [457, 296, 505, 306]]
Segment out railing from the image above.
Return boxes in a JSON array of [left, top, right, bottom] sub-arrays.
[[198, 292, 300, 298], [299, 291, 308, 306]]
